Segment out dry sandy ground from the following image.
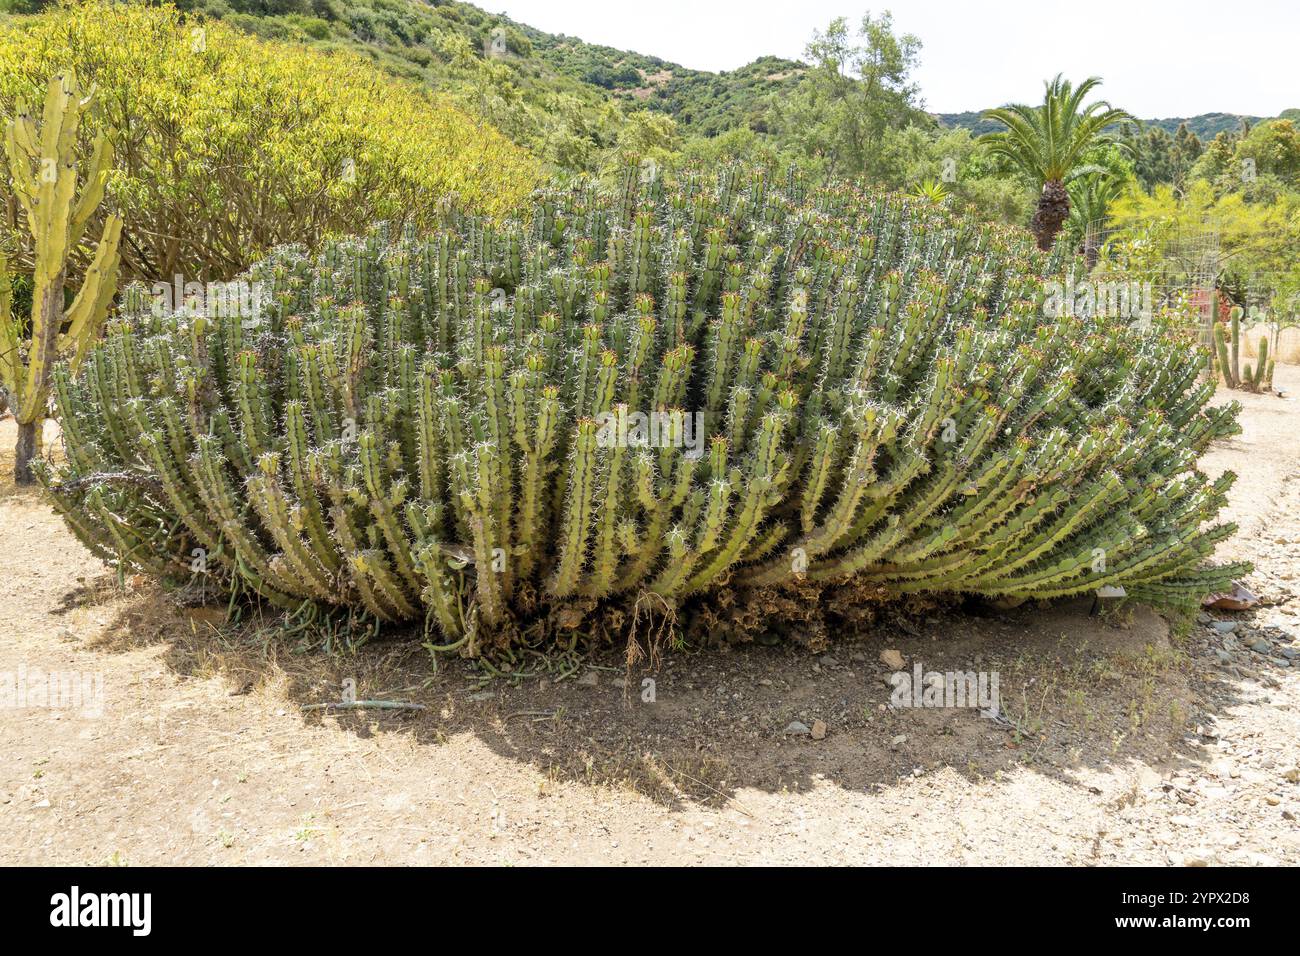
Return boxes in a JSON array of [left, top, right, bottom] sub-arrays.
[[2, 368, 1299, 866]]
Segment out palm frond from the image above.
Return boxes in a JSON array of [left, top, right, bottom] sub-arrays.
[[981, 75, 1133, 185]]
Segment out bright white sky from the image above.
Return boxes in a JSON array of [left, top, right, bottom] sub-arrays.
[[486, 0, 1298, 118]]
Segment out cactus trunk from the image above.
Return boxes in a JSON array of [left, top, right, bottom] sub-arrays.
[[14, 420, 37, 485], [1, 69, 122, 483]]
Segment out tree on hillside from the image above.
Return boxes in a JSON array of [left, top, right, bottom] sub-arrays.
[[1125, 122, 1202, 195], [1129, 124, 1176, 193], [1191, 128, 1240, 184], [773, 11, 924, 180], [1172, 123, 1204, 186], [1189, 120, 1300, 202], [1237, 119, 1300, 182], [981, 75, 1132, 249]]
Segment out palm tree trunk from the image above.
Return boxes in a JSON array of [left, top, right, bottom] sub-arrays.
[[1083, 235, 1100, 270], [1030, 180, 1070, 251]]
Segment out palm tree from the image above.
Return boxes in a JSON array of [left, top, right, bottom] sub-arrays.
[[1067, 173, 1124, 268], [981, 75, 1131, 250]]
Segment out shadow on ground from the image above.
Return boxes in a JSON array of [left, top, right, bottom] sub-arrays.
[[69, 569, 1281, 812]]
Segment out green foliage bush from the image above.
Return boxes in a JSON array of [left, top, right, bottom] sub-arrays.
[[0, 1, 541, 282], [41, 163, 1246, 657]]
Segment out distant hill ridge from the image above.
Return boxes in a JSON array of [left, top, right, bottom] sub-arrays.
[[936, 110, 1299, 140], [19, 0, 1279, 143]]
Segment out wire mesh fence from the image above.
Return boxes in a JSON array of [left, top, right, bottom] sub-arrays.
[[1083, 220, 1222, 378]]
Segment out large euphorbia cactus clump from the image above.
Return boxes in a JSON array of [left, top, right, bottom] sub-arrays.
[[40, 164, 1245, 656]]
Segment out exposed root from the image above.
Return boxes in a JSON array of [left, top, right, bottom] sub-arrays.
[[624, 590, 676, 695]]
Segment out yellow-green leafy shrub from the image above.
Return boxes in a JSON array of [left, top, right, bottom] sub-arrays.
[[0, 1, 541, 281]]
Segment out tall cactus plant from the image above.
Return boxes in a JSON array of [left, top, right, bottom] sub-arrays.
[[1, 69, 122, 484], [1213, 306, 1273, 394], [40, 164, 1246, 658]]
